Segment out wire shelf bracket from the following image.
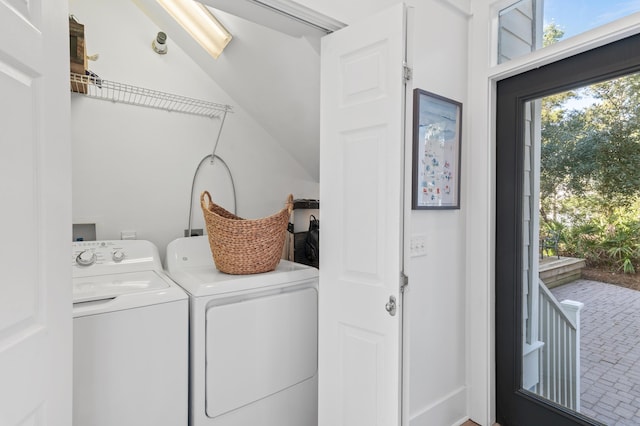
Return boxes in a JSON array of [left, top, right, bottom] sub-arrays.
[[70, 72, 233, 119]]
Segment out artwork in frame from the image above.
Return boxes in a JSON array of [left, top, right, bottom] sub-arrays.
[[412, 89, 462, 210]]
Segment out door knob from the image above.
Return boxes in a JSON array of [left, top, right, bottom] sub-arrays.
[[385, 295, 397, 316]]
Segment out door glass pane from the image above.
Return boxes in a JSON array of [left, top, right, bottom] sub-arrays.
[[523, 72, 640, 425], [498, 0, 640, 64]]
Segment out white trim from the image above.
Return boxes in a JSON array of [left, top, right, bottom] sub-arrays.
[[243, 0, 345, 32], [200, 0, 345, 37], [402, 6, 415, 426], [466, 24, 498, 424], [409, 386, 467, 426]]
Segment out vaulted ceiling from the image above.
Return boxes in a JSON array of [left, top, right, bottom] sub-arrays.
[[134, 0, 345, 181]]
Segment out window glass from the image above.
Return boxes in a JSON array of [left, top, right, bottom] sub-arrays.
[[498, 0, 640, 64]]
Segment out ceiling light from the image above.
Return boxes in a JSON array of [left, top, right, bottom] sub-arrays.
[[156, 0, 232, 59]]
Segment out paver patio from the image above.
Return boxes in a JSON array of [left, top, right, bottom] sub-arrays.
[[551, 279, 640, 425]]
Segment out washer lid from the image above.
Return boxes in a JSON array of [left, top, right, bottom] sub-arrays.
[[72, 270, 169, 303], [166, 259, 318, 297]]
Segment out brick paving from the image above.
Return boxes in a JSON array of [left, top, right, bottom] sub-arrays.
[[551, 279, 640, 425]]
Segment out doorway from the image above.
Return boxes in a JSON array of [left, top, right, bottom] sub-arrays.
[[496, 32, 640, 425]]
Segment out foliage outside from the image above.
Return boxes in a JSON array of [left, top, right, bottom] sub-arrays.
[[540, 23, 640, 274]]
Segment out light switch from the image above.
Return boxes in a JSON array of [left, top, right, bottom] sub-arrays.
[[410, 234, 427, 257]]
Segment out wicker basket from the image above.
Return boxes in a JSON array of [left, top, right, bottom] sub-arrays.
[[200, 191, 293, 275]]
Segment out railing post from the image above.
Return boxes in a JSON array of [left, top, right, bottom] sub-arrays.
[[561, 299, 584, 412], [561, 300, 583, 325]]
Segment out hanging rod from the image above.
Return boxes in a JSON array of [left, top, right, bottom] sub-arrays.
[[70, 72, 233, 119]]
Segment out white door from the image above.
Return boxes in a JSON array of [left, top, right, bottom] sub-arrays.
[[319, 4, 407, 426], [0, 1, 72, 425]]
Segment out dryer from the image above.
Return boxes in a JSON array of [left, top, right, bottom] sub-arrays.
[[72, 240, 188, 426], [165, 236, 319, 426]]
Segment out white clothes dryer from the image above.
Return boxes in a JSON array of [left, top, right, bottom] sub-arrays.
[[165, 236, 319, 426], [72, 240, 188, 426]]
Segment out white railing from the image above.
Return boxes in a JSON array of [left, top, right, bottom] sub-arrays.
[[537, 279, 584, 411]]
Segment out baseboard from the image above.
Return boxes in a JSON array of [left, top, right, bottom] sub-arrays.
[[409, 386, 467, 426]]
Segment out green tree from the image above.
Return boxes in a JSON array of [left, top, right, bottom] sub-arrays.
[[573, 75, 640, 206], [543, 75, 640, 209], [539, 108, 586, 221], [543, 21, 564, 48], [538, 24, 640, 272], [540, 21, 640, 212], [538, 22, 583, 222]]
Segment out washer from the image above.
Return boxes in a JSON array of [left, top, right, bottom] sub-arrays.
[[72, 240, 188, 426], [165, 236, 319, 426]]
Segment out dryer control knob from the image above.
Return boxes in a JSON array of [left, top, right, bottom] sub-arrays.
[[112, 250, 125, 263], [76, 250, 96, 266]]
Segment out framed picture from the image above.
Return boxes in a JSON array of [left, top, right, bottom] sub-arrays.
[[412, 89, 462, 210]]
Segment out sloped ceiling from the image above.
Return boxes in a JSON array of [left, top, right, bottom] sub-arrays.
[[134, 0, 338, 181]]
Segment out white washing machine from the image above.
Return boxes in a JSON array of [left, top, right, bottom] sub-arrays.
[[165, 236, 319, 426], [72, 240, 188, 426]]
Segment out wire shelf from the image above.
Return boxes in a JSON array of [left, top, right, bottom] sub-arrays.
[[70, 72, 232, 119]]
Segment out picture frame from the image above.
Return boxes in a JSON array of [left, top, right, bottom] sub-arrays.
[[412, 89, 462, 210]]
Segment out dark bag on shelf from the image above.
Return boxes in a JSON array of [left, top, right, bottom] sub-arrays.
[[305, 215, 319, 264]]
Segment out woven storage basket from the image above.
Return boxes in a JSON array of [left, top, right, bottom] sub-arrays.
[[200, 191, 293, 275]]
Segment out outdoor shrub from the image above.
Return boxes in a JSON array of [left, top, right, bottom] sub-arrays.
[[542, 198, 640, 273]]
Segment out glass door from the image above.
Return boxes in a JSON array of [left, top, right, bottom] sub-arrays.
[[496, 32, 640, 425]]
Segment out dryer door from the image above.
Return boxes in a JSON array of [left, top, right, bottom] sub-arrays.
[[205, 285, 318, 418]]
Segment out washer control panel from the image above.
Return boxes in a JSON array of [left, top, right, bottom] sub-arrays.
[[72, 240, 162, 277], [73, 241, 124, 267]]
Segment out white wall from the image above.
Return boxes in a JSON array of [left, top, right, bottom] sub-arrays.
[[69, 0, 319, 257], [405, 3, 469, 425]]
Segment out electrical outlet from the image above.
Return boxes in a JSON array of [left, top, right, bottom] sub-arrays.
[[410, 234, 427, 257], [121, 231, 136, 240], [184, 228, 203, 237]]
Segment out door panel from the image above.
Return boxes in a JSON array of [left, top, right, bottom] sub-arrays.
[[341, 126, 386, 280], [338, 325, 384, 425], [0, 68, 38, 333], [496, 32, 640, 426], [319, 4, 407, 426], [0, 0, 71, 424]]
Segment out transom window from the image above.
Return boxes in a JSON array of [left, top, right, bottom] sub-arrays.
[[498, 0, 640, 64]]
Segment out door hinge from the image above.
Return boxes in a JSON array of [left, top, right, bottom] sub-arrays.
[[403, 65, 412, 82], [400, 272, 409, 292]]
